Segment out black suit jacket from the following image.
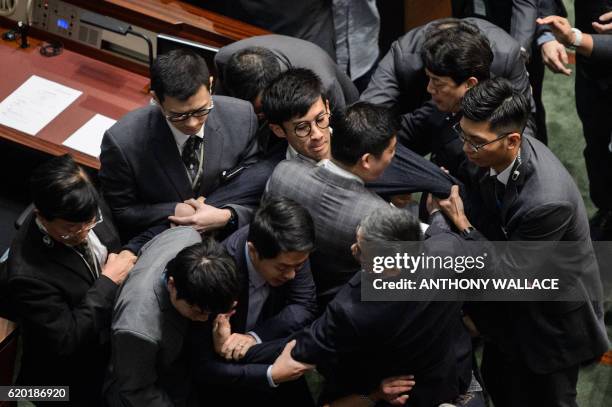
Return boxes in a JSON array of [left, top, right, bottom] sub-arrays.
[[463, 136, 610, 373], [192, 225, 317, 392], [361, 17, 533, 116], [7, 208, 121, 405], [99, 96, 259, 241], [451, 0, 538, 52]]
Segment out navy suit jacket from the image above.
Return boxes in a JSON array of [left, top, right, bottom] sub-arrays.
[[241, 214, 473, 406], [191, 225, 317, 391], [99, 96, 259, 242]]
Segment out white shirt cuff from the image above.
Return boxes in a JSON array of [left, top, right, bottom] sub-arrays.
[[247, 331, 262, 344], [266, 365, 279, 388]]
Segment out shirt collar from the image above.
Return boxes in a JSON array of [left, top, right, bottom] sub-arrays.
[[166, 119, 205, 152], [321, 159, 365, 185], [244, 243, 267, 290], [286, 145, 318, 166], [489, 155, 518, 186]]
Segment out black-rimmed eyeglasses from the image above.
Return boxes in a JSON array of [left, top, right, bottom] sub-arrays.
[[293, 112, 331, 138], [166, 102, 215, 123], [452, 122, 511, 152]]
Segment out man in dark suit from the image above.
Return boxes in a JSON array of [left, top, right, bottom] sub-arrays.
[[215, 34, 358, 116], [451, 0, 538, 55], [105, 230, 241, 407], [192, 197, 317, 405], [361, 17, 533, 118], [189, 0, 336, 60], [390, 23, 496, 177], [6, 154, 136, 405], [235, 207, 474, 407], [536, 5, 612, 240], [435, 78, 609, 407], [266, 101, 400, 304], [99, 49, 259, 243]]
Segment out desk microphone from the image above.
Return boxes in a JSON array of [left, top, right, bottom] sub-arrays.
[[17, 21, 28, 49]]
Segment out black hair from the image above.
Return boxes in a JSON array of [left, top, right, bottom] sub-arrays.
[[151, 49, 210, 103], [360, 207, 423, 242], [424, 18, 480, 39], [223, 47, 282, 102], [331, 101, 398, 166], [248, 197, 315, 259], [30, 154, 99, 222], [461, 78, 530, 134], [262, 68, 325, 125], [166, 237, 241, 314], [422, 23, 493, 84]]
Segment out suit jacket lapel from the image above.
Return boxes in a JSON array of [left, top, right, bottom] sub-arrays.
[[151, 113, 193, 201], [231, 233, 250, 334], [200, 107, 225, 195], [28, 219, 96, 285]]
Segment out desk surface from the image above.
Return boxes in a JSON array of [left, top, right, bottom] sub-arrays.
[[0, 37, 150, 169]]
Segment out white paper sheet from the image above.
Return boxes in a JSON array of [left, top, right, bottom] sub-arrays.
[[63, 114, 116, 157], [0, 75, 82, 135]]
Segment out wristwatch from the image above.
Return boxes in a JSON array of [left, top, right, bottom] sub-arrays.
[[226, 207, 238, 230], [569, 27, 582, 50], [460, 226, 476, 238]]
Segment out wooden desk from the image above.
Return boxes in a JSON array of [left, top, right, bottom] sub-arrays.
[[0, 36, 150, 169]]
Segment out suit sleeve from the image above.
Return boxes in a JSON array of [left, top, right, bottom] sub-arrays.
[[591, 35, 612, 62], [360, 40, 404, 108], [250, 261, 318, 342], [9, 274, 117, 356], [110, 331, 174, 407], [221, 105, 260, 228], [191, 323, 271, 390], [397, 102, 437, 156], [510, 0, 538, 52], [99, 132, 178, 235], [290, 293, 363, 367]]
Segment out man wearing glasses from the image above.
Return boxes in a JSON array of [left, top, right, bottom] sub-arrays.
[[100, 49, 259, 246], [434, 78, 609, 407], [266, 99, 398, 306], [6, 154, 136, 405]]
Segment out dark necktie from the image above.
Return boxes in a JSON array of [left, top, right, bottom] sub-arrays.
[[74, 242, 99, 279], [182, 135, 203, 192], [494, 179, 506, 210]]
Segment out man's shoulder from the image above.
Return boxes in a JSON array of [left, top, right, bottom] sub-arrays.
[[270, 159, 316, 181], [212, 95, 253, 113], [105, 104, 164, 144]]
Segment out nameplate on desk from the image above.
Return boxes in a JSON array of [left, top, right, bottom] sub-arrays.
[[0, 75, 82, 136], [63, 114, 116, 157]]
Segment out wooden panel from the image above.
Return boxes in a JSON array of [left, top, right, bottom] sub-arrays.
[[0, 35, 150, 169], [405, 0, 452, 31]]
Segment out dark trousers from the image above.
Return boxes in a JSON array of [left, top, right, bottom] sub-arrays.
[[481, 343, 579, 407], [575, 65, 612, 211], [527, 43, 548, 145]]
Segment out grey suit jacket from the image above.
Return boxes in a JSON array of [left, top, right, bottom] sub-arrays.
[[266, 160, 391, 302], [105, 227, 202, 407], [361, 17, 532, 115], [99, 96, 259, 241], [214, 34, 359, 113], [592, 34, 612, 61]]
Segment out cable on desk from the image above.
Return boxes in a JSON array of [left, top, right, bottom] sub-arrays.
[[40, 41, 63, 57]]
